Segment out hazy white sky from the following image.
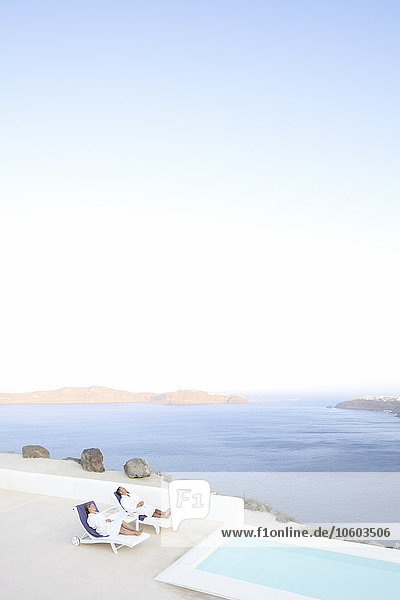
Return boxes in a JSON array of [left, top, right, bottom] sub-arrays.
[[0, 204, 398, 395], [0, 2, 399, 394]]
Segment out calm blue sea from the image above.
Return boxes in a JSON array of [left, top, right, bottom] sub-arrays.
[[1, 398, 399, 472], [1, 397, 400, 522]]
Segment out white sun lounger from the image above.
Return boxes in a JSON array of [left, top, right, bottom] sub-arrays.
[[72, 501, 150, 554], [113, 491, 171, 535]]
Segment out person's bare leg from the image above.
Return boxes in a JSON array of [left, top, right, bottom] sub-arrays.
[[152, 508, 171, 518], [119, 526, 141, 536], [122, 519, 138, 532]]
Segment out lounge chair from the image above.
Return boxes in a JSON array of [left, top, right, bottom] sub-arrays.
[[72, 500, 150, 554], [113, 492, 171, 535]]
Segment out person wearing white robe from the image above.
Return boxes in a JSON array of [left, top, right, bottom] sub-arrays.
[[116, 487, 171, 519], [85, 502, 142, 537]]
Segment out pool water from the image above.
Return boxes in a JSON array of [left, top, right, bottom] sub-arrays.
[[196, 542, 400, 600]]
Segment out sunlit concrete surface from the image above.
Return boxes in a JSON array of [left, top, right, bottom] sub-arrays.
[[0, 487, 220, 600], [0, 453, 278, 599]]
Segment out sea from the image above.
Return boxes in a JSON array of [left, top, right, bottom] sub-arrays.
[[1, 396, 400, 523]]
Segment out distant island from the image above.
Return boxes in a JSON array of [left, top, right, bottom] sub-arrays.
[[335, 396, 400, 418], [0, 386, 296, 406]]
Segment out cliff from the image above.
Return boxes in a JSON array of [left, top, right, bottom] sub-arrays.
[[335, 396, 400, 417], [0, 386, 252, 405], [149, 390, 248, 405]]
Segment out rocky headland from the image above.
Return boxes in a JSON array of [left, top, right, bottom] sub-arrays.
[[335, 396, 400, 418], [0, 386, 290, 406]]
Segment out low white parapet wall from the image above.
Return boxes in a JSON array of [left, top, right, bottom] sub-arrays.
[[0, 467, 244, 526]]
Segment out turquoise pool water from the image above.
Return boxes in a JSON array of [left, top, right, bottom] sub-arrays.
[[196, 542, 400, 600]]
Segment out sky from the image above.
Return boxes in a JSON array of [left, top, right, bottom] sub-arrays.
[[0, 1, 399, 395]]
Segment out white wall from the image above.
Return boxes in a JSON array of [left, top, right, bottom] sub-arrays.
[[0, 468, 244, 525]]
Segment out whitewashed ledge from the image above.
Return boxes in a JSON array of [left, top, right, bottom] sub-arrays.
[[0, 452, 244, 525]]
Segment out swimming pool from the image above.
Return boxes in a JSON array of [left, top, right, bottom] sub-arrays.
[[156, 529, 400, 600], [196, 540, 400, 600]]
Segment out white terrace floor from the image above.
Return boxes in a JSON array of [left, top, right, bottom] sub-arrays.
[[0, 488, 219, 600], [0, 453, 278, 600]]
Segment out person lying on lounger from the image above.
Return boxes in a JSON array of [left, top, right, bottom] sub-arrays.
[[115, 486, 171, 519], [86, 502, 142, 537]]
